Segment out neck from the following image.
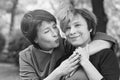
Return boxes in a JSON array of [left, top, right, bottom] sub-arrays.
[[76, 38, 91, 48], [40, 47, 53, 51], [37, 45, 53, 51]]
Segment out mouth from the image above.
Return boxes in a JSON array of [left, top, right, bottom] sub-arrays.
[[55, 38, 59, 43], [69, 35, 80, 41]]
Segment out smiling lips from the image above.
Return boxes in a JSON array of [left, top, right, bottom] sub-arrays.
[[69, 35, 81, 41]]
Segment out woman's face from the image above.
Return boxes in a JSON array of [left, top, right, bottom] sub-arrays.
[[65, 14, 91, 47], [35, 21, 60, 51]]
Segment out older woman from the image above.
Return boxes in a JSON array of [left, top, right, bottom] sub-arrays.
[[58, 8, 119, 80]]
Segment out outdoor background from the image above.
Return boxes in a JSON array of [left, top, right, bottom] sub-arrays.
[[0, 0, 120, 80]]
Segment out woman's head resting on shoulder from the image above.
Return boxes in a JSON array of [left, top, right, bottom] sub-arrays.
[[21, 9, 60, 51], [60, 8, 97, 47]]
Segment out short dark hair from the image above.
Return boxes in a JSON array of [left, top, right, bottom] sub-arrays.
[[60, 8, 97, 38], [21, 10, 56, 48]]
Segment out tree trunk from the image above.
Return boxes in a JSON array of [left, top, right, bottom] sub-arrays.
[[91, 0, 108, 33], [9, 0, 18, 35]]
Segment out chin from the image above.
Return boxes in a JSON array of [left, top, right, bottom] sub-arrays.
[[53, 43, 59, 48], [71, 41, 84, 47]]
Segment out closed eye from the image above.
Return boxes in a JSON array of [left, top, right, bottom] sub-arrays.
[[53, 26, 57, 29], [66, 26, 71, 30], [75, 24, 81, 27], [44, 29, 50, 33]]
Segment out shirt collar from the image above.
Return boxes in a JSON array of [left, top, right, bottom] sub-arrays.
[[38, 49, 53, 54], [32, 45, 54, 54]]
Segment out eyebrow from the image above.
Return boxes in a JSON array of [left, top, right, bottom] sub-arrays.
[[44, 23, 56, 30], [73, 21, 80, 24], [43, 27, 49, 31]]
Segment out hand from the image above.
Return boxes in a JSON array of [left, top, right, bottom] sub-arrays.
[[57, 52, 80, 76], [74, 46, 90, 64]]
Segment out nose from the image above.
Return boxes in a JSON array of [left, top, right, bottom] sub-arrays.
[[51, 28, 58, 37], [69, 27, 76, 36]]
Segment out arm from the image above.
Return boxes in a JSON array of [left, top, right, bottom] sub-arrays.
[[81, 59, 103, 80], [99, 49, 119, 80], [19, 52, 39, 80], [75, 47, 103, 80], [88, 32, 118, 55], [75, 48, 119, 80], [19, 52, 62, 80], [43, 68, 63, 80], [44, 52, 80, 80], [19, 51, 63, 80], [82, 49, 119, 80], [88, 40, 111, 55], [19, 50, 79, 80]]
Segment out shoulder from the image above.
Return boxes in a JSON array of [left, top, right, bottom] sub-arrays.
[[95, 48, 116, 59], [93, 49, 118, 65], [19, 45, 33, 61], [94, 32, 116, 43], [98, 48, 115, 57], [91, 49, 115, 61], [99, 48, 114, 53]]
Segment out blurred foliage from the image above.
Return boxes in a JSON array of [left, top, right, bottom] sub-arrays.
[[105, 0, 120, 59], [0, 0, 13, 12], [0, 33, 6, 53], [8, 30, 31, 52], [8, 30, 31, 65]]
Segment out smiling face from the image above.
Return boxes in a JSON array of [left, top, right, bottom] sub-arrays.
[[65, 14, 91, 47], [35, 21, 60, 51]]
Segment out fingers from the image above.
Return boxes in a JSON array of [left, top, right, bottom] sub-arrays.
[[75, 47, 90, 62], [68, 51, 77, 60], [69, 54, 79, 63], [71, 59, 80, 67], [58, 58, 79, 75]]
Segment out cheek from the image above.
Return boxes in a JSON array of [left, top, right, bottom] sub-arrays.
[[56, 28, 61, 34], [37, 32, 49, 42], [65, 32, 69, 37], [81, 30, 90, 41], [38, 36, 53, 47], [65, 30, 71, 36], [80, 27, 89, 34], [65, 32, 70, 40], [41, 34, 53, 42]]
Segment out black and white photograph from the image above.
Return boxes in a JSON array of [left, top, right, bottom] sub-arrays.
[[0, 0, 120, 80]]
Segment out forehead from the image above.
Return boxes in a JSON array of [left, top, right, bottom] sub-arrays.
[[68, 14, 86, 25], [39, 21, 56, 29]]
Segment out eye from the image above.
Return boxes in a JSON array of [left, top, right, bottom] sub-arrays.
[[53, 26, 58, 29], [66, 26, 71, 30], [44, 29, 50, 33], [75, 24, 81, 27]]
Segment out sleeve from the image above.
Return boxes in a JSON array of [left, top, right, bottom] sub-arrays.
[[19, 52, 39, 80], [93, 32, 118, 52], [99, 49, 119, 80]]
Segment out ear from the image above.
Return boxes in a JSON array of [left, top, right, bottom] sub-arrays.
[[34, 38, 38, 43], [89, 29, 92, 32]]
